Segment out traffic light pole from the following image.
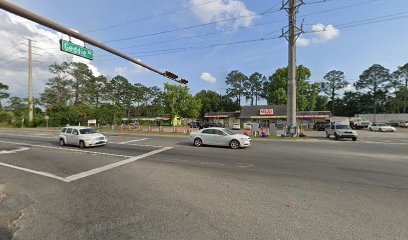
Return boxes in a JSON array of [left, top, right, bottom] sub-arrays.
[[0, 1, 187, 84]]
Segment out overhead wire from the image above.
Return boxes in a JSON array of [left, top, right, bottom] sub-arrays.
[[94, 0, 385, 56], [83, 0, 221, 34], [94, 10, 408, 62], [101, 1, 283, 44]]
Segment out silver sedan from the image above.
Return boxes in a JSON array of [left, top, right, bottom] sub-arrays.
[[189, 127, 251, 149]]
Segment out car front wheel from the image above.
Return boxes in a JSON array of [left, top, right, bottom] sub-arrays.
[[334, 133, 340, 140], [59, 138, 65, 146], [352, 137, 357, 141], [79, 140, 86, 149], [229, 140, 240, 149], [379, 128, 383, 132], [194, 138, 202, 147]]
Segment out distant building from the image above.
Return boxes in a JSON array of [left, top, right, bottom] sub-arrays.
[[204, 105, 331, 128]]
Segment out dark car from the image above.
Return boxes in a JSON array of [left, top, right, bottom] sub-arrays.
[[314, 122, 330, 131], [199, 122, 223, 129], [188, 121, 201, 128]]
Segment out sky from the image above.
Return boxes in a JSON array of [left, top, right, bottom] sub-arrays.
[[1, 0, 408, 106]]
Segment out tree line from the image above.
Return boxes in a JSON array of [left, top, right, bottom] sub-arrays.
[[221, 63, 408, 117], [0, 61, 407, 127]]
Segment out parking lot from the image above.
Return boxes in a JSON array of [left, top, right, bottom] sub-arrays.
[[305, 126, 408, 144], [0, 128, 407, 239]]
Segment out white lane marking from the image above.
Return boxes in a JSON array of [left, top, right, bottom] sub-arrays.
[[118, 138, 149, 144], [0, 133, 55, 139], [109, 142, 168, 148], [0, 162, 66, 182], [0, 133, 168, 147], [64, 147, 172, 182], [0, 147, 30, 154], [0, 140, 132, 158], [130, 144, 168, 148]]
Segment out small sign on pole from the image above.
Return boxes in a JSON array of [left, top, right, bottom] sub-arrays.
[[44, 115, 49, 129], [60, 39, 93, 60]]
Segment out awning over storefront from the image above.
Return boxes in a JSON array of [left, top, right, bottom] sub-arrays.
[[250, 115, 329, 119], [205, 115, 229, 118]]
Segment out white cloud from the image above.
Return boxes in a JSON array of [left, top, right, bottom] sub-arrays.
[[112, 59, 149, 77], [0, 12, 101, 99], [200, 72, 216, 84], [190, 0, 256, 29], [113, 66, 127, 75], [298, 23, 340, 47], [343, 84, 355, 92]]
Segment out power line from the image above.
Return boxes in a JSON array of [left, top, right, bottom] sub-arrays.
[[99, 0, 374, 45], [301, 0, 386, 18], [102, 2, 283, 44], [99, 19, 283, 52], [95, 0, 385, 57], [94, 35, 281, 62], [48, 0, 362, 54], [94, 10, 408, 62], [304, 11, 408, 34], [83, 0, 221, 34]]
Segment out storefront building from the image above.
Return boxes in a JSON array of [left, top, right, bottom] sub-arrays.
[[239, 105, 331, 129], [204, 111, 240, 127], [204, 105, 331, 129]]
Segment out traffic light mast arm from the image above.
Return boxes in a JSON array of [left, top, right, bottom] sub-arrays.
[[0, 0, 185, 83]]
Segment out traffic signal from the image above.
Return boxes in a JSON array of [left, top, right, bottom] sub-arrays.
[[165, 70, 178, 80], [179, 78, 188, 84]]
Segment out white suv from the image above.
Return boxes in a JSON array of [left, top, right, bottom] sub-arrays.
[[59, 126, 107, 148]]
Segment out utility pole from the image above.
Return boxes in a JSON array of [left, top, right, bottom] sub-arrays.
[[281, 0, 304, 127], [28, 38, 33, 124]]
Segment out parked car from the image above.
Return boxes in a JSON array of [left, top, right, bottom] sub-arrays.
[[188, 121, 201, 128], [326, 124, 358, 141], [59, 126, 107, 148], [130, 122, 140, 129], [368, 123, 396, 132], [350, 117, 371, 129], [399, 121, 408, 128], [189, 127, 251, 149], [232, 123, 241, 130], [314, 122, 330, 131]]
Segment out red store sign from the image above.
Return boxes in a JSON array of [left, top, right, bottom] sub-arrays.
[[259, 109, 274, 115]]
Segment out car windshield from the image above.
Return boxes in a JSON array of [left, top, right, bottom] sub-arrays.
[[79, 128, 98, 134], [223, 129, 236, 135], [378, 124, 387, 126], [336, 125, 351, 129]]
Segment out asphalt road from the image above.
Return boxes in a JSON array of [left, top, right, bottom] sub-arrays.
[[0, 128, 407, 240]]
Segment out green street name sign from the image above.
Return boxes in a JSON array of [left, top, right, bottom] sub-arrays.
[[60, 39, 93, 60]]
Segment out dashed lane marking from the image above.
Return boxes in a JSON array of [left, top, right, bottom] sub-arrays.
[[0, 147, 30, 154], [64, 147, 172, 182], [0, 140, 133, 158], [0, 145, 172, 183], [0, 162, 66, 181], [0, 132, 55, 139], [118, 138, 149, 144]]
